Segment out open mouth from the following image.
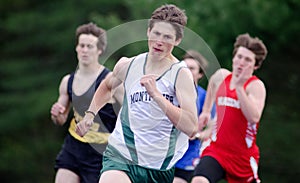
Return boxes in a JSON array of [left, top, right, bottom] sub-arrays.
[[153, 47, 163, 52], [237, 67, 243, 73]]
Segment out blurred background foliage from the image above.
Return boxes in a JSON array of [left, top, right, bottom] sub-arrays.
[[0, 0, 299, 182]]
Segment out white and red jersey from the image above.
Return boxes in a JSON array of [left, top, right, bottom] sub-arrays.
[[202, 73, 261, 182]]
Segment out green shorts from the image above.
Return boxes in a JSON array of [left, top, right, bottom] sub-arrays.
[[101, 145, 175, 183]]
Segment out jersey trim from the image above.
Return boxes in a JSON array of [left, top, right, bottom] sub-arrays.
[[120, 90, 138, 163], [161, 126, 180, 169]]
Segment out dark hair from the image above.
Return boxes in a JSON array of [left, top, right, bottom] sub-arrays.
[[75, 22, 107, 52], [233, 33, 267, 68], [148, 4, 187, 40], [183, 50, 208, 74]]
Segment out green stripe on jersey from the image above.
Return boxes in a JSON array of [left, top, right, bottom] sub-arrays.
[[160, 126, 179, 169], [121, 91, 138, 163]]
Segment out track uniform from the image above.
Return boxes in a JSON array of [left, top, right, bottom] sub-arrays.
[[101, 53, 189, 183], [55, 68, 118, 183], [195, 74, 261, 183]]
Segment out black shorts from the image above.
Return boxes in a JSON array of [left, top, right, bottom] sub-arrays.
[[55, 134, 104, 183], [174, 168, 194, 182], [193, 156, 225, 183]]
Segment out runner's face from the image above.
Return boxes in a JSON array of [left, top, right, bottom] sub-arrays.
[[232, 46, 256, 76], [184, 58, 203, 84], [147, 21, 179, 58], [76, 34, 101, 65]]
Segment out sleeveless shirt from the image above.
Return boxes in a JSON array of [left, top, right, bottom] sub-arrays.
[[67, 68, 118, 144], [204, 73, 260, 156], [106, 52, 189, 170]]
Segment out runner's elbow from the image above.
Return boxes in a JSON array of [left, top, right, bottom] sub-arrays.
[[187, 120, 198, 138]]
